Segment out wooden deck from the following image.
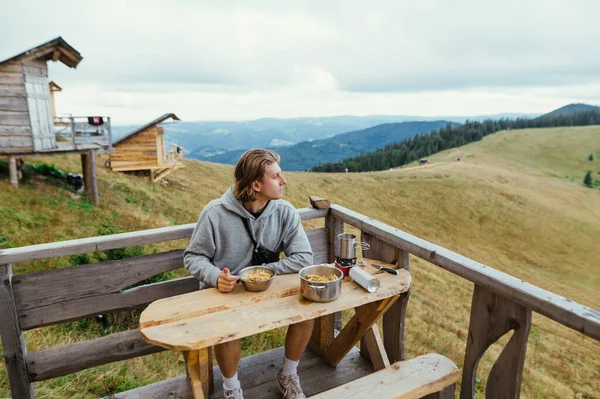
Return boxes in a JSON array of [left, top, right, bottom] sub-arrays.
[[104, 345, 372, 399]]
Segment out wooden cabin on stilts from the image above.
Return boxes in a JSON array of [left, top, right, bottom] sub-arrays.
[[0, 37, 113, 204], [109, 113, 185, 182]]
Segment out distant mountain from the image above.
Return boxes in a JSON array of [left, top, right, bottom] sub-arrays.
[[539, 103, 600, 119], [195, 121, 458, 171], [111, 113, 537, 156]]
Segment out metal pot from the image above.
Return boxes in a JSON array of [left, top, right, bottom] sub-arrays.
[[299, 265, 343, 303]]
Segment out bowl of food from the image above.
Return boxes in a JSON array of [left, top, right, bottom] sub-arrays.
[[238, 265, 276, 292], [299, 265, 343, 302]]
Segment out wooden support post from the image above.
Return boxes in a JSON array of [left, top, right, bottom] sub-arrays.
[[360, 324, 390, 371], [326, 208, 345, 330], [360, 232, 411, 363], [183, 347, 213, 399], [81, 150, 99, 204], [322, 295, 400, 367], [9, 156, 19, 188], [461, 284, 532, 399], [0, 265, 35, 399], [310, 205, 341, 353], [423, 384, 456, 399]]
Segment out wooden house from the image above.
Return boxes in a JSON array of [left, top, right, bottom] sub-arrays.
[[109, 113, 184, 181], [0, 37, 113, 203]]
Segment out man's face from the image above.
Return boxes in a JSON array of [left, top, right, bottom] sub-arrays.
[[254, 162, 286, 202]]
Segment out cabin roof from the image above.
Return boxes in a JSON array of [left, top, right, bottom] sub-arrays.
[[49, 81, 62, 91], [0, 37, 82, 69], [114, 113, 181, 145]]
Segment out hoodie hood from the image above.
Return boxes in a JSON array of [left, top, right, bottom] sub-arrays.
[[220, 186, 279, 221]]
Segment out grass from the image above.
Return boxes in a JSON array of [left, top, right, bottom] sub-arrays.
[[0, 126, 599, 398]]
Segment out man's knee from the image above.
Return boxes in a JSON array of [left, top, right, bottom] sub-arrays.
[[216, 339, 241, 353]]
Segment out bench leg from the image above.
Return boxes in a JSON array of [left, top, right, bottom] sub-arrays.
[[183, 347, 213, 399], [422, 383, 456, 399]]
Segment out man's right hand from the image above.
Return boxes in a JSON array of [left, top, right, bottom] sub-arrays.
[[217, 267, 239, 293]]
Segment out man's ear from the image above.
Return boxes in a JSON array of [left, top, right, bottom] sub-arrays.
[[252, 180, 261, 192]]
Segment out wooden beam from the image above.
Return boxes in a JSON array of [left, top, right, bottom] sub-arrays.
[[309, 195, 330, 209], [330, 204, 600, 341], [359, 324, 390, 371], [27, 329, 164, 381], [0, 265, 35, 398], [51, 50, 60, 62]]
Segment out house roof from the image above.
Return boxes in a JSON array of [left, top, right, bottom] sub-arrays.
[[0, 37, 83, 69], [49, 81, 62, 91], [114, 113, 181, 145]]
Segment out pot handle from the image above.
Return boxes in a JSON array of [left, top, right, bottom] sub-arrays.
[[308, 284, 326, 290], [354, 242, 370, 251]]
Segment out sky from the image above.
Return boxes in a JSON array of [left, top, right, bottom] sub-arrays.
[[1, 0, 599, 124]]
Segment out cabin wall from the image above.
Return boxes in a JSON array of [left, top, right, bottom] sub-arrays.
[[110, 127, 160, 171], [0, 62, 34, 154]]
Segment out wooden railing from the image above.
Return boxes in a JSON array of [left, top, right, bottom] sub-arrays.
[[53, 116, 113, 149], [0, 204, 598, 399]]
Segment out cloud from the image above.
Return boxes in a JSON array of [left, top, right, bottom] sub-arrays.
[[1, 0, 599, 123]]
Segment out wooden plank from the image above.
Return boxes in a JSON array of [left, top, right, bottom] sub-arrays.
[[27, 328, 164, 381], [0, 138, 34, 147], [0, 208, 325, 265], [0, 146, 34, 154], [0, 63, 24, 73], [13, 250, 185, 311], [330, 205, 600, 341], [0, 114, 29, 126], [0, 265, 35, 398], [0, 124, 31, 134], [0, 75, 25, 84], [322, 296, 399, 367], [311, 354, 458, 399], [359, 324, 390, 371], [309, 196, 330, 209], [140, 268, 410, 351], [104, 345, 372, 399], [461, 284, 531, 399], [18, 276, 198, 330], [0, 97, 28, 112], [0, 89, 27, 98], [306, 228, 327, 265], [23, 65, 47, 77]]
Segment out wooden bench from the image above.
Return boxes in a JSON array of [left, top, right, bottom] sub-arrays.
[[310, 354, 458, 399]]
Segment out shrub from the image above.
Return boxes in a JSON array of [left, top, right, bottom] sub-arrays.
[[589, 153, 594, 161], [583, 171, 593, 187]]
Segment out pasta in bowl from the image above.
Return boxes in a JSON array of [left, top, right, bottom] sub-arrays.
[[239, 266, 276, 292]]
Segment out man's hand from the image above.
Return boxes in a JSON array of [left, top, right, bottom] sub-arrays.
[[217, 267, 239, 293]]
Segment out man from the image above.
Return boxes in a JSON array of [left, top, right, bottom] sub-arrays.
[[184, 149, 314, 399]]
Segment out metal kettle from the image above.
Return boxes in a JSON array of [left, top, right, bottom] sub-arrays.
[[336, 233, 370, 259]]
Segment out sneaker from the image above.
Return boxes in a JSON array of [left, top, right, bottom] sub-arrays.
[[276, 371, 306, 399], [224, 387, 244, 399]]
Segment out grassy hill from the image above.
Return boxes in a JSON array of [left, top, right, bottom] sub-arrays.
[[1, 126, 599, 398], [540, 103, 600, 118]]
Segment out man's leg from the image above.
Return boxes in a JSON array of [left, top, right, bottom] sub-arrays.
[[278, 319, 315, 398], [215, 339, 243, 398], [284, 319, 315, 360]]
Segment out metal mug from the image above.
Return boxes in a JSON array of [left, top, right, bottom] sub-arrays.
[[336, 233, 370, 259]]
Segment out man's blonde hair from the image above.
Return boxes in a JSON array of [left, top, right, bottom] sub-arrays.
[[233, 149, 280, 202]]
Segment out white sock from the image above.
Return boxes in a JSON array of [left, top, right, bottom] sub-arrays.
[[282, 357, 299, 377], [223, 372, 241, 391]]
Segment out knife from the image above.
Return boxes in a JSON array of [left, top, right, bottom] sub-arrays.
[[369, 263, 398, 275]]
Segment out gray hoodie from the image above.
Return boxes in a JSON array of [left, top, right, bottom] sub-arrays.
[[184, 187, 313, 288]]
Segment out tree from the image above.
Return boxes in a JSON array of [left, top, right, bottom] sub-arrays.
[[584, 171, 593, 187], [589, 153, 594, 161]]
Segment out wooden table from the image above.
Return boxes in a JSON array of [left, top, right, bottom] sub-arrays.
[[140, 260, 411, 399]]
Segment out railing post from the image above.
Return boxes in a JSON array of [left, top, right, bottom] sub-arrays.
[[309, 204, 343, 354], [360, 232, 410, 363], [0, 264, 35, 398], [461, 284, 532, 399]]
